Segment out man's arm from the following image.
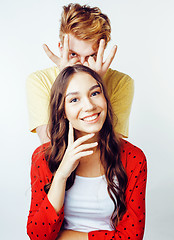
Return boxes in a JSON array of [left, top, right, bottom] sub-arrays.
[[36, 125, 50, 144]]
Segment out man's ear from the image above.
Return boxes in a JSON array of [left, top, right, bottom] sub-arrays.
[[58, 42, 63, 57]]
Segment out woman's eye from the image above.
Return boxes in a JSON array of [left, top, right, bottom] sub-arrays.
[[70, 98, 78, 103], [91, 91, 100, 97]]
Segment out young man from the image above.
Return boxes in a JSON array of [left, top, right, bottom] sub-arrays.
[[26, 3, 134, 143]]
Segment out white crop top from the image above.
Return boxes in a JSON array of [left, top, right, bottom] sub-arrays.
[[64, 175, 117, 232]]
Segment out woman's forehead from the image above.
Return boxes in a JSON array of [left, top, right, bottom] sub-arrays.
[[66, 72, 99, 94]]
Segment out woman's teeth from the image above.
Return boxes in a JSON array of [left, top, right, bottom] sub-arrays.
[[83, 114, 98, 121]]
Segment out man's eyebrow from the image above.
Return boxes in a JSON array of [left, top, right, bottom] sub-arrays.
[[65, 84, 100, 98], [69, 49, 97, 57]]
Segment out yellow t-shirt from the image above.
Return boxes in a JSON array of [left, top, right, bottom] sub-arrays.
[[26, 66, 134, 138]]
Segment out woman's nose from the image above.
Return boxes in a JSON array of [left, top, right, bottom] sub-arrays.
[[83, 98, 96, 111]]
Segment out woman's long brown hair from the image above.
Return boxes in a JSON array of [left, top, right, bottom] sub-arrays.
[[45, 64, 127, 228]]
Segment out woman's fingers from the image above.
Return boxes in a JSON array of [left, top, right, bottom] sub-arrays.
[[73, 150, 94, 161], [74, 142, 98, 154], [72, 133, 95, 148], [67, 121, 96, 149], [68, 122, 74, 146]]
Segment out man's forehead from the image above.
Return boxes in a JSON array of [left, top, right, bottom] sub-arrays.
[[68, 34, 98, 56]]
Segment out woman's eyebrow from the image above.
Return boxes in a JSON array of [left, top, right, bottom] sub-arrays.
[[65, 84, 100, 98], [65, 91, 79, 98], [89, 84, 101, 91]]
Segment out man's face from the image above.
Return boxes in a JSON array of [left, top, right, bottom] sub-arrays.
[[59, 34, 98, 65]]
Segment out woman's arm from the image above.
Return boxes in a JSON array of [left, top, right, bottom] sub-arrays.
[[47, 124, 97, 213], [54, 146, 147, 240], [27, 145, 64, 240], [27, 125, 98, 240], [88, 144, 147, 240]]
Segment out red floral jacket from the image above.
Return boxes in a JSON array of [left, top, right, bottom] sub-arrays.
[[27, 140, 147, 240]]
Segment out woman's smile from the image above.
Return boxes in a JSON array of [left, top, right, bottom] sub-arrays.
[[80, 113, 100, 122], [65, 72, 107, 136]]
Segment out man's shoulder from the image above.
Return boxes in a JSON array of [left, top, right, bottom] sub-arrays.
[[103, 68, 134, 94], [105, 68, 133, 83], [27, 66, 60, 84]]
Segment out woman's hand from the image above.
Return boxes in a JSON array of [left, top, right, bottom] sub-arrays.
[[56, 122, 98, 181], [47, 122, 97, 213]]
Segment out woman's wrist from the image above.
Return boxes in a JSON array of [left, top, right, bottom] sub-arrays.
[[47, 172, 67, 213]]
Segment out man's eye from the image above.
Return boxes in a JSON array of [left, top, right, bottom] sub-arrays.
[[70, 53, 77, 58], [70, 98, 78, 103], [91, 91, 100, 97], [90, 54, 96, 57]]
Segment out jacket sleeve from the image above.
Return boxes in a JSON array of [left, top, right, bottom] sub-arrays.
[[27, 146, 64, 240], [88, 145, 147, 240]]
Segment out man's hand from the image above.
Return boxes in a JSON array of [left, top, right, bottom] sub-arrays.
[[43, 36, 117, 78], [43, 35, 77, 71], [85, 39, 117, 78]]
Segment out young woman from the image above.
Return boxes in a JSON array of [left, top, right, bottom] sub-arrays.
[[27, 65, 147, 240]]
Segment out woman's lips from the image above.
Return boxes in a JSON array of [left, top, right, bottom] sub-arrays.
[[81, 113, 100, 123]]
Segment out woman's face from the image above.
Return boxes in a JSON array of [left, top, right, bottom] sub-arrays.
[[64, 72, 107, 137]]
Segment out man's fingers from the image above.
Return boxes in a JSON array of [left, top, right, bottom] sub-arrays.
[[62, 34, 69, 61], [96, 39, 105, 66], [103, 45, 117, 72], [43, 44, 60, 66], [69, 58, 78, 66], [68, 122, 74, 146], [88, 56, 95, 68], [83, 61, 89, 67]]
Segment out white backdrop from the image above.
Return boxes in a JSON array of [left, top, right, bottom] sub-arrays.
[[0, 0, 174, 239]]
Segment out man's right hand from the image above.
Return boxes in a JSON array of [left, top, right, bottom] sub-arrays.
[[43, 35, 77, 70]]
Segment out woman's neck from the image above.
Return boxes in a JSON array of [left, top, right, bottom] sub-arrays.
[[75, 148, 105, 178], [75, 131, 99, 143]]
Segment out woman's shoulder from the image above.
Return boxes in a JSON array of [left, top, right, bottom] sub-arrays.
[[31, 142, 50, 164], [120, 139, 147, 170]]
